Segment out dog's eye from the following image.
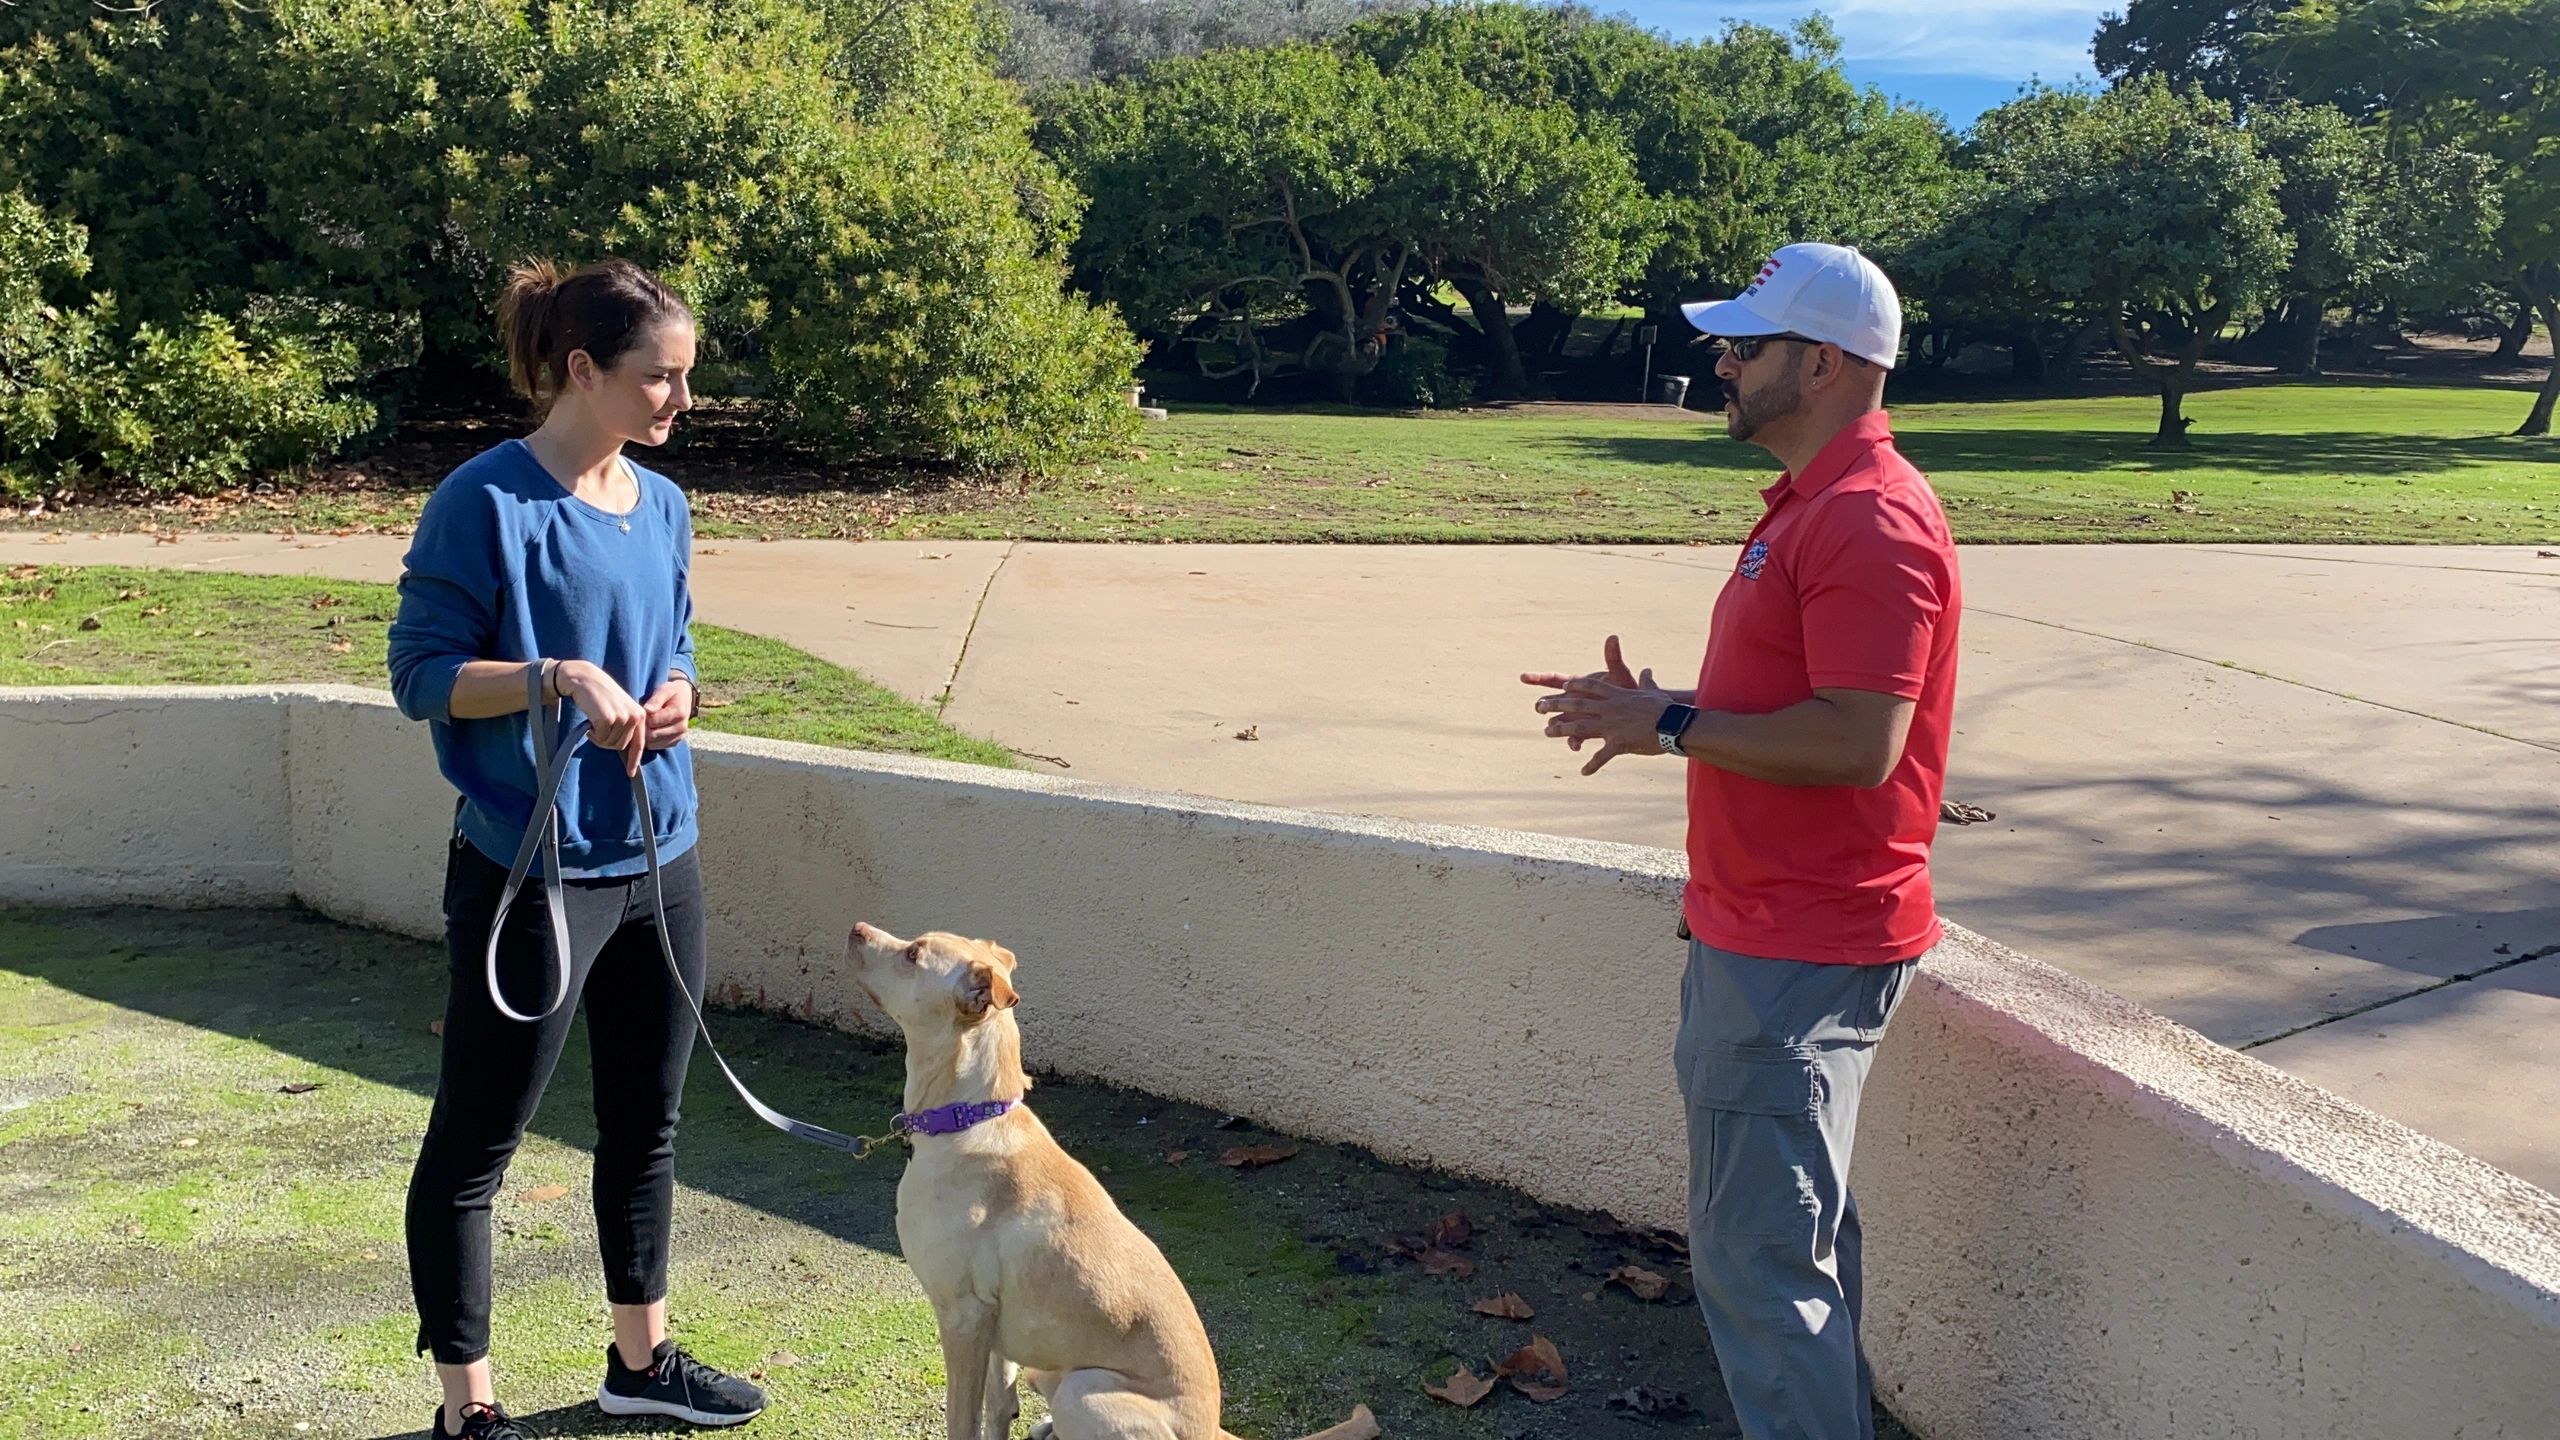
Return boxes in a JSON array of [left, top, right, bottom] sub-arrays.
[[903, 942, 923, 964]]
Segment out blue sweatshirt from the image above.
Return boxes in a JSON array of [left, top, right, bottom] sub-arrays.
[[388, 439, 700, 878]]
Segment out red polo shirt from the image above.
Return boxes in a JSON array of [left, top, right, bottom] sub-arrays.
[[1683, 411, 1961, 964]]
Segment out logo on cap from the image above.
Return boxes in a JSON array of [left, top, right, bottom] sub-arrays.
[[1744, 258, 1783, 297]]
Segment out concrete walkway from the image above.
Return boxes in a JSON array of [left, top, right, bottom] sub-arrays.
[[9, 530, 2557, 1192]]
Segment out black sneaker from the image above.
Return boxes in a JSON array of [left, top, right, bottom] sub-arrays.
[[433, 1401, 531, 1439], [598, 1339, 767, 1427]]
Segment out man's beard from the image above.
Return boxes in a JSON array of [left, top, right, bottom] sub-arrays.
[[1724, 369, 1805, 442]]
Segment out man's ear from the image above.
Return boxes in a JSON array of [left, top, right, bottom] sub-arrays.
[[959, 959, 1020, 1017]]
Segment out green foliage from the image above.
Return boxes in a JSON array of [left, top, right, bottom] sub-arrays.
[[0, 0, 1137, 479], [1042, 37, 1648, 397], [0, 192, 372, 499], [1910, 80, 2290, 441], [1363, 333, 1469, 408], [2271, 0, 2560, 430]]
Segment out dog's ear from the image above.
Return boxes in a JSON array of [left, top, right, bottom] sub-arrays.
[[959, 958, 1020, 1017], [990, 944, 1018, 974]]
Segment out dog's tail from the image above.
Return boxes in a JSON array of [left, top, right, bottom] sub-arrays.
[[1234, 1403, 1380, 1440]]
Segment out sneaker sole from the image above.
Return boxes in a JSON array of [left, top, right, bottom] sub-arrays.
[[596, 1386, 764, 1427]]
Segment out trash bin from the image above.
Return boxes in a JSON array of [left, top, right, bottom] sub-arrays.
[[1654, 374, 1691, 407]]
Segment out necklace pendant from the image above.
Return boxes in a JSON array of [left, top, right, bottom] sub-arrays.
[[618, 521, 631, 533]]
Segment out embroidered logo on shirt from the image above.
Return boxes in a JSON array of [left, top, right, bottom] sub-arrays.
[[1738, 539, 1771, 580]]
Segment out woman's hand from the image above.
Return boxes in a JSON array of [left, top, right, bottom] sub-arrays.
[[642, 676, 695, 752], [556, 660, 648, 776]]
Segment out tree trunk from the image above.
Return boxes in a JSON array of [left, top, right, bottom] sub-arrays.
[[2009, 332, 2048, 384], [2271, 295, 2325, 376], [2152, 383, 2191, 448], [2496, 296, 2535, 364], [2520, 293, 2560, 437], [1518, 301, 1575, 362], [1459, 282, 1528, 399]]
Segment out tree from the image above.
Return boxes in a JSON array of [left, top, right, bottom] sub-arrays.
[[1926, 82, 2290, 446], [994, 0, 1417, 86], [2246, 101, 2500, 374], [2094, 0, 2289, 108], [2272, 0, 2560, 435], [1041, 39, 1648, 399], [1339, 8, 1945, 373], [0, 0, 1140, 472]]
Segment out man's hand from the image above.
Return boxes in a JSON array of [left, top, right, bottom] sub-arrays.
[[641, 677, 695, 754], [1521, 635, 1675, 775]]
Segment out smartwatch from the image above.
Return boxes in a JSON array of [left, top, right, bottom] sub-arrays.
[[1655, 702, 1697, 757]]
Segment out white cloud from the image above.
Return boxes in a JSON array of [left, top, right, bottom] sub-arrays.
[[1629, 0, 2105, 81]]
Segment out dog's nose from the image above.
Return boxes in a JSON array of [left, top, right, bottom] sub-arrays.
[[851, 921, 873, 942]]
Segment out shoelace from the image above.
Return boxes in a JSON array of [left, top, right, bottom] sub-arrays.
[[453, 1401, 528, 1440], [649, 1342, 716, 1391]]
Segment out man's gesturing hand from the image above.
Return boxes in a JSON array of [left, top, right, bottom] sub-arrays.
[[1521, 635, 1675, 776]]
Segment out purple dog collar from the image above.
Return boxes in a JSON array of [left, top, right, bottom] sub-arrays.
[[896, 1099, 1016, 1137]]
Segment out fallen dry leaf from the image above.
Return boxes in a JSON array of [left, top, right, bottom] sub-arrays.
[[1418, 1249, 1476, 1278], [34, 586, 54, 601], [328, 638, 353, 654], [1605, 1265, 1671, 1301], [153, 531, 181, 545], [1939, 800, 1996, 826], [141, 606, 166, 618], [6, 564, 39, 580], [1472, 1292, 1535, 1320], [77, 614, 101, 631], [1233, 724, 1259, 741], [698, 695, 731, 710], [115, 588, 145, 601], [1424, 1365, 1497, 1408], [1495, 1335, 1569, 1402], [190, 629, 208, 638], [429, 1019, 445, 1036], [1164, 1149, 1191, 1165], [1218, 1144, 1299, 1170], [310, 593, 343, 609], [277, 1082, 322, 1095], [2539, 550, 2558, 559], [39, 532, 64, 544], [765, 1349, 805, 1367], [1428, 1212, 1475, 1249], [520, 1184, 571, 1203]]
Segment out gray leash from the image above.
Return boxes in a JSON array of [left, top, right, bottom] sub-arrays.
[[482, 662, 871, 1155]]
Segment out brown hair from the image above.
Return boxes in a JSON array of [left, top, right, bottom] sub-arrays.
[[496, 257, 690, 411]]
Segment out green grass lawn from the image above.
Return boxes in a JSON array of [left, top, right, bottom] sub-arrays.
[[0, 566, 1014, 767], [4, 382, 2552, 545], [0, 906, 1843, 1438]]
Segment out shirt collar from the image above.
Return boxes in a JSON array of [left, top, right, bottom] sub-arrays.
[[1773, 410, 1897, 502]]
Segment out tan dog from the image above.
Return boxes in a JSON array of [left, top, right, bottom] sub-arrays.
[[848, 922, 1381, 1440]]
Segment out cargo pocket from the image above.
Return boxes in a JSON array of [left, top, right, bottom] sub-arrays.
[[1683, 1042, 1832, 1244]]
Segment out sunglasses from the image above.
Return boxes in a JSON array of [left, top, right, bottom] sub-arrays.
[[1713, 334, 1823, 362]]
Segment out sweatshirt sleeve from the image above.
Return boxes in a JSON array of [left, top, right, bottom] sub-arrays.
[[668, 492, 699, 688], [387, 479, 504, 723]]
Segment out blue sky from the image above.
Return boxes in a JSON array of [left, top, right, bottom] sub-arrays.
[[1623, 0, 2109, 127]]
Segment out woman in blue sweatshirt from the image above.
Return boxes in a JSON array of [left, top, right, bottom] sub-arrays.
[[387, 259, 765, 1439]]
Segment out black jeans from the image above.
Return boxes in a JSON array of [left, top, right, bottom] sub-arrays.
[[406, 834, 706, 1364]]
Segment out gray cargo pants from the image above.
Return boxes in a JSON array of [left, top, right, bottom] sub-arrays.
[[1675, 938, 1920, 1440]]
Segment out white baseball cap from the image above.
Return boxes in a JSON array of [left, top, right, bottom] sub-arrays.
[[1680, 242, 1903, 369]]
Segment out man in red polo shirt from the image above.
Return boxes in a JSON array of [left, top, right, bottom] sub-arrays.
[[1524, 242, 1959, 1440]]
